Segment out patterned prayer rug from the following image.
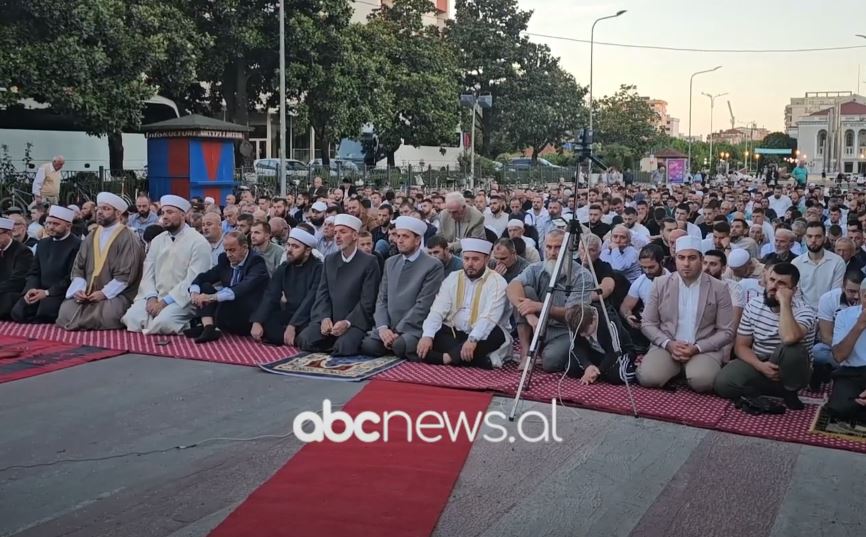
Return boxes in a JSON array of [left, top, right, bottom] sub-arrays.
[[808, 403, 866, 444], [260, 353, 403, 381], [0, 335, 124, 383]]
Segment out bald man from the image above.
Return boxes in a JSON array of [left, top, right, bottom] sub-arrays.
[[436, 192, 486, 252], [201, 212, 224, 266]]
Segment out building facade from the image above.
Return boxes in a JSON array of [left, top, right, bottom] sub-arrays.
[[644, 98, 680, 138], [793, 101, 866, 176], [785, 91, 866, 132]]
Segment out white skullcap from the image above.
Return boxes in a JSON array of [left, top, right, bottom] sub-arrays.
[[289, 228, 317, 248], [0, 217, 12, 231], [204, 196, 215, 204], [675, 236, 702, 254], [96, 192, 128, 212], [67, 204, 81, 214], [394, 216, 426, 237], [333, 214, 362, 232], [160, 195, 191, 212], [324, 215, 335, 225], [507, 219, 524, 229], [311, 201, 328, 212], [48, 205, 75, 223], [461, 238, 493, 255], [727, 248, 751, 269]]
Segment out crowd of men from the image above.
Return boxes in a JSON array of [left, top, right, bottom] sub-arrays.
[[2, 171, 866, 426]]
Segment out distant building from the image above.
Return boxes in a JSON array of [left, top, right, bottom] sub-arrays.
[[793, 100, 866, 176], [708, 127, 769, 145], [785, 91, 866, 132], [643, 98, 680, 138], [351, 0, 449, 27]]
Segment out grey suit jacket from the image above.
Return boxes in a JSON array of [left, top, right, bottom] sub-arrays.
[[310, 250, 381, 331], [640, 272, 735, 362], [372, 251, 444, 339], [437, 206, 486, 249]]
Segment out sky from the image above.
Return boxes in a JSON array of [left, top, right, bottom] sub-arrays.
[[516, 0, 866, 136]]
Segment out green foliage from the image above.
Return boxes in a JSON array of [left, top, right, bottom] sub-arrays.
[[496, 44, 586, 162], [760, 132, 797, 150], [593, 85, 663, 158], [446, 0, 533, 157], [0, 0, 204, 136], [365, 0, 461, 166]]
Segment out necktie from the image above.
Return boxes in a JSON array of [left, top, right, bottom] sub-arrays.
[[230, 267, 240, 286]]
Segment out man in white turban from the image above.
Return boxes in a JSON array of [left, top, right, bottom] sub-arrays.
[[121, 195, 212, 335], [57, 193, 145, 330]]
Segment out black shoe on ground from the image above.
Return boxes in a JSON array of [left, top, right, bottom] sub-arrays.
[[183, 325, 204, 338], [782, 390, 805, 410], [194, 325, 221, 344]]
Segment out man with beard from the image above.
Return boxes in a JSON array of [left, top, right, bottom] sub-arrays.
[[251, 229, 322, 346], [507, 229, 595, 371], [250, 221, 283, 275], [11, 206, 80, 323], [835, 237, 865, 275], [703, 249, 745, 334], [418, 239, 512, 369], [484, 195, 509, 237], [122, 195, 212, 335], [760, 228, 798, 264], [636, 237, 735, 393], [674, 203, 703, 239], [297, 214, 380, 356], [601, 225, 641, 282], [811, 270, 864, 387], [57, 193, 145, 330], [715, 263, 815, 410], [0, 217, 34, 318], [793, 221, 846, 305], [729, 218, 759, 259], [621, 207, 650, 246], [587, 204, 610, 239], [185, 231, 269, 343], [825, 279, 866, 424], [129, 195, 159, 239], [651, 218, 678, 249], [307, 201, 328, 237], [438, 192, 486, 251], [427, 234, 463, 276], [345, 198, 374, 232], [201, 212, 224, 266], [360, 217, 444, 360], [619, 244, 667, 352]]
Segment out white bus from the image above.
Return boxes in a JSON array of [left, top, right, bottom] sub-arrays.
[[0, 96, 179, 173]]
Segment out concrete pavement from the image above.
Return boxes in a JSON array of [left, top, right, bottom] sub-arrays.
[[1, 354, 865, 537]]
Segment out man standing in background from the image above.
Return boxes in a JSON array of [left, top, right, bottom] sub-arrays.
[[32, 156, 64, 205]]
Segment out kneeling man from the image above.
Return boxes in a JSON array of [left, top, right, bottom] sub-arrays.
[[122, 195, 212, 335], [186, 231, 269, 343], [297, 214, 381, 355], [417, 239, 512, 369], [360, 216, 444, 360], [251, 228, 323, 346], [637, 236, 735, 392]]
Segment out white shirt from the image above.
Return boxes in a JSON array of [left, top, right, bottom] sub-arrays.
[[817, 288, 851, 322], [685, 222, 703, 239], [627, 270, 669, 305], [737, 277, 763, 306], [484, 210, 509, 237], [768, 195, 793, 216], [792, 250, 846, 306], [341, 246, 358, 264], [674, 274, 701, 343]]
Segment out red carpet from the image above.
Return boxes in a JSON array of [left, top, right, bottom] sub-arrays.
[[375, 361, 866, 454], [208, 380, 493, 537], [0, 321, 298, 367], [0, 335, 124, 383]]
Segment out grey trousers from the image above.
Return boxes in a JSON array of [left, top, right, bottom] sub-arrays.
[[515, 285, 571, 373], [714, 343, 812, 399], [359, 333, 420, 361], [296, 324, 366, 356]]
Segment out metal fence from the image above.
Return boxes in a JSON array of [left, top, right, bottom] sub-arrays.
[[0, 168, 147, 212]]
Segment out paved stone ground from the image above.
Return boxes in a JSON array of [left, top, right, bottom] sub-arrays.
[[1, 354, 865, 537]]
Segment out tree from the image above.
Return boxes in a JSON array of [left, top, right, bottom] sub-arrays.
[[366, 0, 461, 167], [593, 85, 662, 159], [760, 131, 797, 150], [0, 0, 206, 170], [496, 44, 586, 162], [446, 0, 533, 157]]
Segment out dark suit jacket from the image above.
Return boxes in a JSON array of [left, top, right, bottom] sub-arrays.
[[311, 250, 380, 331], [191, 251, 269, 314], [0, 239, 34, 295], [25, 234, 82, 297]]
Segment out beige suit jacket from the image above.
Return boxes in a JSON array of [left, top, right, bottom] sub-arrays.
[[640, 272, 735, 362]]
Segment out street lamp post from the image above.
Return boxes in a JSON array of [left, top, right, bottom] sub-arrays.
[[460, 92, 493, 191], [588, 10, 627, 134], [687, 66, 722, 174], [702, 91, 728, 175], [278, 0, 287, 196]]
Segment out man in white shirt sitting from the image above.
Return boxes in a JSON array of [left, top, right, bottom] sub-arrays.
[[792, 221, 846, 305]]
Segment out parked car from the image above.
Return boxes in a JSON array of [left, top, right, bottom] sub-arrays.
[[308, 158, 360, 177], [253, 158, 310, 178], [508, 157, 562, 171]]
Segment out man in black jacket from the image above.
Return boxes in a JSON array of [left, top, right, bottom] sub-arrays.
[[251, 228, 323, 346], [11, 206, 81, 323], [0, 217, 34, 318], [186, 231, 269, 343]]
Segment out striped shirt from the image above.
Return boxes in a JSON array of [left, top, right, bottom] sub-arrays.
[[737, 297, 817, 360]]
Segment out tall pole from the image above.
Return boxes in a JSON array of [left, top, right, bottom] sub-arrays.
[[588, 10, 627, 134], [702, 91, 727, 176], [470, 99, 476, 191], [278, 0, 287, 196], [687, 66, 722, 174]]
